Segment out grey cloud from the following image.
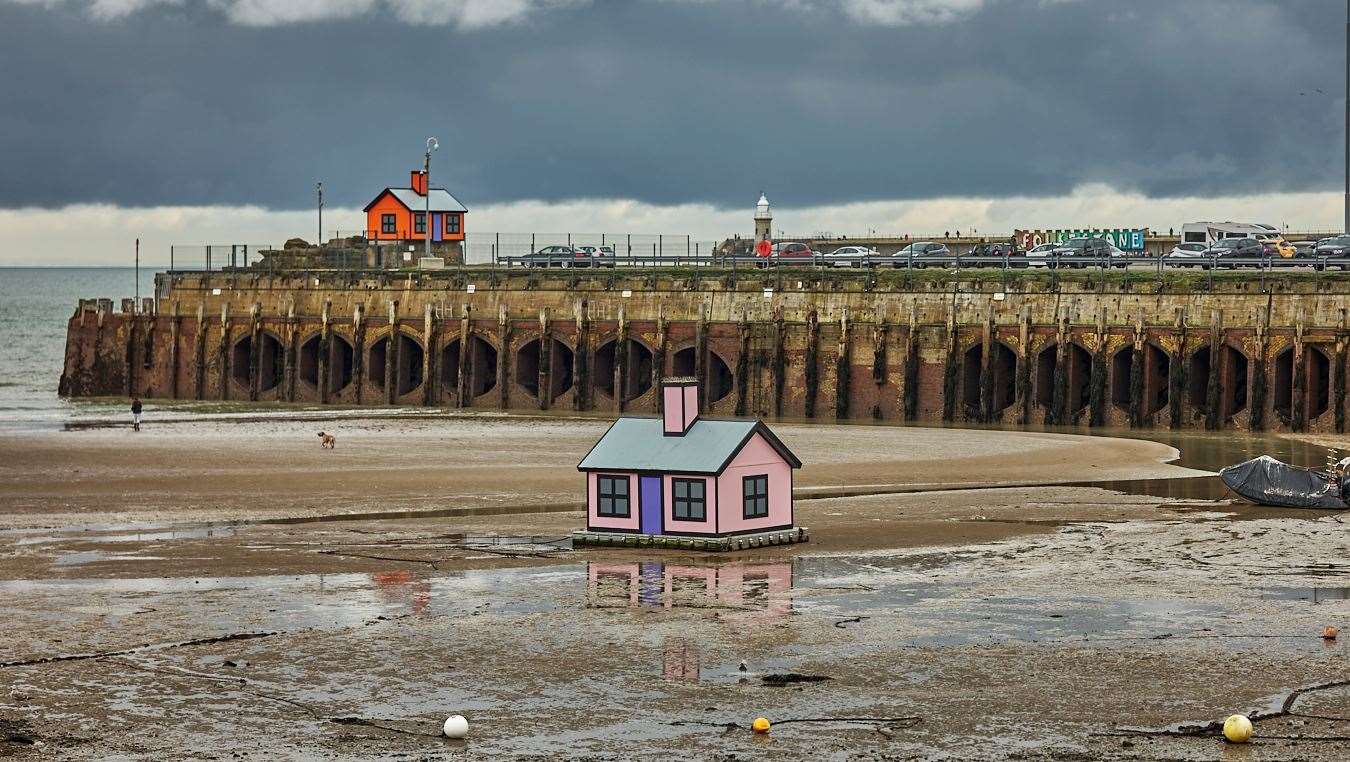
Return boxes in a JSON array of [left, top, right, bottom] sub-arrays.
[[0, 0, 1344, 212]]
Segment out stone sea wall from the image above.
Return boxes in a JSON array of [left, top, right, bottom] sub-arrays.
[[60, 268, 1350, 433]]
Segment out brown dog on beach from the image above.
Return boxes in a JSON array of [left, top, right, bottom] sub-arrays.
[[317, 432, 336, 449]]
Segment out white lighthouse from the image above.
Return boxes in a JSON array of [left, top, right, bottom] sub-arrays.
[[754, 192, 773, 241]]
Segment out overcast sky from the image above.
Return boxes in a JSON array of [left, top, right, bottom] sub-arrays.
[[1, 0, 1347, 263]]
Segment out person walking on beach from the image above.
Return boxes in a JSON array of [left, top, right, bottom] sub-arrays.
[[131, 397, 143, 432]]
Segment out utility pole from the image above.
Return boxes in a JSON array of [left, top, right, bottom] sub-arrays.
[[134, 238, 140, 310], [425, 137, 439, 262], [1345, 0, 1349, 232], [316, 182, 324, 245]]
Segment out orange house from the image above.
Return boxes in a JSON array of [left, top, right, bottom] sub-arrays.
[[363, 170, 467, 243]]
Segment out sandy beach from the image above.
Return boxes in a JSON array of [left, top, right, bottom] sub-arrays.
[[2, 416, 1348, 760]]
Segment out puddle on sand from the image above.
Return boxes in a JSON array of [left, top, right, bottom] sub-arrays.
[[14, 524, 240, 546], [581, 554, 1244, 648], [1261, 587, 1350, 604], [1082, 475, 1230, 501], [2, 566, 577, 637]]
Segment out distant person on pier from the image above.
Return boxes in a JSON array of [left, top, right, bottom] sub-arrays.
[[131, 397, 143, 432]]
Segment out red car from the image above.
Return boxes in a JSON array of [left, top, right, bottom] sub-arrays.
[[762, 242, 816, 266]]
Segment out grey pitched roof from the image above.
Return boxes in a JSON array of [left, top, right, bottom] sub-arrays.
[[365, 187, 468, 213], [578, 417, 801, 474]]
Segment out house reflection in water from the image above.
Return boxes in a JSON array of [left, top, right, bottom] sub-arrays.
[[585, 560, 794, 619], [662, 638, 701, 682], [370, 570, 431, 617]]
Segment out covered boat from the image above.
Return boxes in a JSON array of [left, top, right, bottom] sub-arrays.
[[1219, 456, 1349, 510]]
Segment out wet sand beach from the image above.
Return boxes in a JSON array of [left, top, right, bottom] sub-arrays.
[[1, 416, 1348, 760]]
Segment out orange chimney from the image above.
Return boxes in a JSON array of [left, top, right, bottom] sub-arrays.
[[410, 170, 427, 195]]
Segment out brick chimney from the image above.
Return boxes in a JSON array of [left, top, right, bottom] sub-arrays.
[[410, 170, 428, 196], [662, 377, 699, 436]]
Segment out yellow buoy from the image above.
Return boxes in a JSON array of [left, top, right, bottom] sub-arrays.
[[1222, 714, 1253, 744], [751, 717, 771, 734]]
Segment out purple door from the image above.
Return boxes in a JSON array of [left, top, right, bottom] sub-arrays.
[[640, 476, 663, 536]]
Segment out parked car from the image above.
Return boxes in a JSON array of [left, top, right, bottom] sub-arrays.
[[761, 241, 815, 267], [895, 241, 951, 268], [1049, 237, 1113, 268], [1290, 240, 1318, 257], [824, 245, 878, 268], [1255, 234, 1297, 259], [575, 245, 617, 267], [1107, 242, 1129, 269], [1315, 235, 1350, 270], [521, 245, 590, 267], [965, 242, 1028, 268], [1025, 242, 1061, 268], [1206, 237, 1264, 268], [1166, 242, 1209, 267]]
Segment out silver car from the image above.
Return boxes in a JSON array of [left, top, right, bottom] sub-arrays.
[[1166, 242, 1209, 268], [824, 245, 878, 268], [1025, 242, 1060, 268], [895, 241, 950, 268]]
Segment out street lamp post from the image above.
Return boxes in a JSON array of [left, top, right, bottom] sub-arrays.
[[316, 182, 323, 246], [425, 137, 439, 262], [1344, 0, 1349, 232]]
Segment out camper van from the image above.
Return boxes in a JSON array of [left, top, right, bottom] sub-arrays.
[[1179, 222, 1295, 257]]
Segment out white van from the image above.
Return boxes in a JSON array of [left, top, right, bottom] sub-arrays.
[[1180, 222, 1282, 246]]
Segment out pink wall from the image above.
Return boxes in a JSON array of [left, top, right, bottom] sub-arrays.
[[663, 383, 701, 434], [586, 471, 639, 531], [663, 474, 716, 534], [716, 433, 793, 533], [663, 386, 684, 434], [682, 385, 699, 428]]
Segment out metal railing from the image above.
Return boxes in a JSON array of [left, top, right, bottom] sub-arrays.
[[168, 244, 278, 271], [495, 251, 1350, 273], [162, 237, 1350, 279]]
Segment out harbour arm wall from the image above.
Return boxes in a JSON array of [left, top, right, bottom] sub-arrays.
[[61, 268, 1350, 433]]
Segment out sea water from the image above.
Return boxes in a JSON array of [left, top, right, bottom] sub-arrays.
[[0, 267, 154, 430]]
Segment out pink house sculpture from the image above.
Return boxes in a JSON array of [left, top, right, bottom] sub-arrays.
[[573, 377, 807, 551]]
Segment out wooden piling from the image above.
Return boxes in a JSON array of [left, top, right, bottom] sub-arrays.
[[217, 303, 230, 402], [538, 308, 552, 410], [735, 311, 750, 418], [193, 304, 206, 401], [771, 310, 785, 418], [168, 302, 180, 400], [382, 301, 396, 405], [248, 303, 262, 402], [903, 315, 919, 422], [804, 309, 819, 419], [615, 307, 629, 413], [457, 304, 473, 408], [573, 300, 589, 411], [352, 303, 366, 405], [835, 308, 850, 420], [1337, 309, 1348, 434], [498, 304, 510, 410]]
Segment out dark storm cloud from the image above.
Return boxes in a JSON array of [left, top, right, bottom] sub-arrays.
[[0, 0, 1344, 211]]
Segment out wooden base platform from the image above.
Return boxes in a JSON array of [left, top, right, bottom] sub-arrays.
[[570, 527, 808, 552]]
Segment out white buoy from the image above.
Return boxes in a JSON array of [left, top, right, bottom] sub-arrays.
[[442, 714, 469, 739]]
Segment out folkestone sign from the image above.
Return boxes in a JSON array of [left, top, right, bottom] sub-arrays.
[[1015, 229, 1148, 252]]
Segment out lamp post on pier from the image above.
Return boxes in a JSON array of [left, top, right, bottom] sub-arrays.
[[425, 137, 439, 262], [316, 182, 323, 246]]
